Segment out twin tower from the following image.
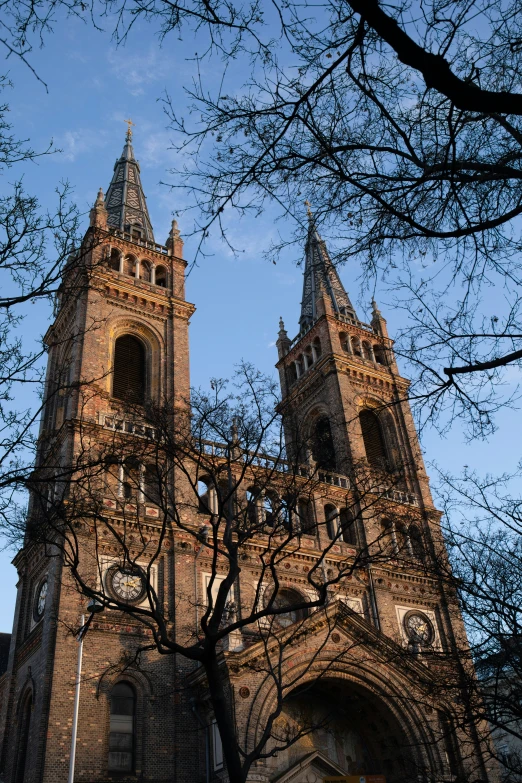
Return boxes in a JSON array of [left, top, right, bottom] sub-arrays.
[[0, 132, 495, 783]]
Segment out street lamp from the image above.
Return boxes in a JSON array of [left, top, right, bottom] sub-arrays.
[[68, 599, 105, 783]]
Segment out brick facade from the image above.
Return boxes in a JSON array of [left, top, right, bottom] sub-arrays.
[[0, 136, 498, 783]]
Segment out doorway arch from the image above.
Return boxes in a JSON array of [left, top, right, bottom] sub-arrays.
[[274, 679, 415, 781]]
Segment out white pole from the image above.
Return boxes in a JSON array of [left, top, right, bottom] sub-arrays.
[[68, 614, 84, 783]]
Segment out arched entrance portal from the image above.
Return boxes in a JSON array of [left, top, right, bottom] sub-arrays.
[[271, 679, 418, 783]]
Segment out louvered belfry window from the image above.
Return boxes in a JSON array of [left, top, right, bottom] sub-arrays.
[[312, 416, 337, 470], [359, 409, 387, 470], [113, 335, 145, 404]]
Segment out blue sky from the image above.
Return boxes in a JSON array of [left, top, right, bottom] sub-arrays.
[[0, 11, 519, 630]]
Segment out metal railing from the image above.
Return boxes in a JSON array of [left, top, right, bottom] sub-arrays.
[[197, 439, 308, 477], [109, 228, 169, 256], [289, 314, 375, 349], [96, 424, 419, 507], [378, 486, 419, 507]]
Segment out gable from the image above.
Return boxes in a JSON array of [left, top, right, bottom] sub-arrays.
[[272, 750, 345, 783]]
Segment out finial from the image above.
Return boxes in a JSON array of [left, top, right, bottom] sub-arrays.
[[371, 297, 382, 316], [90, 187, 107, 228], [304, 199, 313, 219], [276, 316, 290, 357], [124, 118, 135, 141], [166, 218, 182, 251]]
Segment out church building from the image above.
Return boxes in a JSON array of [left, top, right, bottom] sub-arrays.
[[0, 131, 498, 783]]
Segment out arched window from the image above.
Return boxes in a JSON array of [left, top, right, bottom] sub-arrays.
[[324, 503, 339, 540], [374, 344, 386, 365], [122, 456, 140, 500], [155, 265, 167, 287], [217, 479, 233, 511], [409, 525, 425, 561], [362, 341, 373, 361], [197, 477, 218, 515], [140, 260, 152, 283], [14, 693, 32, 783], [280, 496, 294, 533], [271, 588, 307, 628], [340, 509, 358, 546], [312, 416, 337, 471], [339, 332, 350, 353], [297, 497, 314, 534], [396, 524, 409, 556], [246, 486, 262, 526], [109, 248, 121, 272], [104, 454, 120, 495], [352, 336, 362, 356], [381, 519, 399, 557], [263, 491, 279, 527], [304, 345, 313, 370], [144, 464, 161, 505], [312, 337, 322, 359], [123, 254, 136, 276], [198, 478, 210, 513], [113, 335, 146, 404], [359, 409, 387, 469], [109, 682, 135, 772]]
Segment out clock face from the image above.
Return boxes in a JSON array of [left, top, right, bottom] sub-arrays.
[[107, 566, 146, 604], [404, 611, 434, 646], [34, 579, 48, 620]]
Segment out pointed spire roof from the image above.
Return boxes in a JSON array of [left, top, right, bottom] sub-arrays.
[[104, 126, 154, 241], [300, 204, 356, 329]]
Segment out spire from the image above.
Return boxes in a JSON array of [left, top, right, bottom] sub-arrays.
[[165, 218, 183, 257], [276, 316, 291, 359], [299, 203, 356, 330], [104, 124, 155, 242], [371, 297, 389, 338], [89, 187, 108, 229]]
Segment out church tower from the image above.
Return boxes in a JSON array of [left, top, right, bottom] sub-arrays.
[[0, 129, 195, 783], [273, 210, 460, 638], [276, 209, 432, 507], [0, 141, 497, 783]]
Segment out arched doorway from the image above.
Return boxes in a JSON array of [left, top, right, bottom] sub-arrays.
[[271, 679, 419, 783]]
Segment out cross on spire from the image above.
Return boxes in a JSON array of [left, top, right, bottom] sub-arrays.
[[124, 118, 135, 140]]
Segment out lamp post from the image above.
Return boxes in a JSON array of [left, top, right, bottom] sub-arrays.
[[68, 599, 104, 783]]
